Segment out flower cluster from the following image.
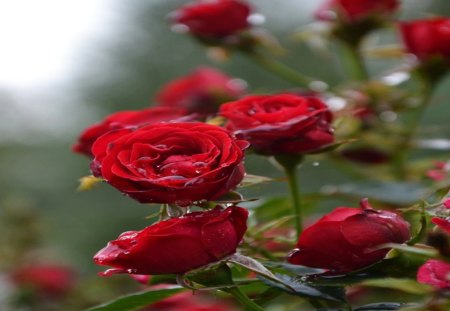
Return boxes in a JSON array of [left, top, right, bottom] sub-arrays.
[[73, 0, 450, 310]]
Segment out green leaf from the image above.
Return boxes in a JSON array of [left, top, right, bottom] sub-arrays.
[[259, 273, 346, 302], [328, 181, 428, 205], [185, 263, 234, 288], [263, 261, 325, 275], [240, 174, 273, 188], [252, 197, 292, 223], [361, 278, 433, 295], [86, 286, 184, 311]]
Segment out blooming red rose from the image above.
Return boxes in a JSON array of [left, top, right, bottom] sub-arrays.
[[417, 259, 450, 289], [220, 94, 334, 155], [170, 0, 251, 39], [94, 206, 248, 275], [400, 18, 450, 63], [10, 265, 75, 297], [288, 199, 410, 273], [73, 107, 190, 157], [316, 0, 399, 23], [91, 122, 248, 205], [155, 67, 246, 114]]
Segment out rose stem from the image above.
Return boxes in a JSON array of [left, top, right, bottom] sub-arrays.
[[225, 287, 265, 311], [392, 84, 433, 180], [242, 50, 318, 89], [338, 42, 369, 81], [274, 155, 304, 237]]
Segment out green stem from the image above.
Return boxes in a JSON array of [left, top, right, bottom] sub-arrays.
[[274, 155, 303, 237], [339, 42, 369, 81], [225, 287, 265, 311], [392, 89, 432, 180], [243, 50, 316, 89], [285, 168, 303, 236]]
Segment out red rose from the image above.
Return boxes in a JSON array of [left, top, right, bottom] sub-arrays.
[[417, 259, 450, 289], [432, 217, 450, 236], [10, 265, 75, 297], [94, 206, 248, 275], [288, 199, 410, 273], [149, 290, 237, 311], [73, 107, 190, 157], [155, 67, 246, 114], [220, 94, 334, 155], [316, 0, 399, 23], [91, 122, 248, 205], [400, 18, 450, 63], [170, 0, 251, 39]]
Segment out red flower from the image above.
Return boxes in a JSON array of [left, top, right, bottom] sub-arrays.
[[288, 199, 410, 273], [417, 259, 450, 289], [73, 107, 190, 157], [148, 290, 237, 311], [91, 122, 248, 205], [432, 217, 450, 236], [10, 265, 75, 297], [220, 94, 334, 155], [170, 0, 251, 39], [444, 199, 450, 209], [316, 0, 399, 23], [400, 18, 450, 63], [94, 206, 248, 275], [156, 67, 246, 114]]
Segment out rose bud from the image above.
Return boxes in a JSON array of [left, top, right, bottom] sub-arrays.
[[316, 0, 399, 23], [90, 122, 248, 206], [400, 18, 450, 64], [94, 206, 248, 275], [10, 264, 75, 298], [220, 94, 334, 155], [155, 67, 246, 114], [417, 259, 450, 290], [170, 0, 252, 39], [288, 199, 410, 273], [73, 107, 191, 157], [444, 199, 450, 209]]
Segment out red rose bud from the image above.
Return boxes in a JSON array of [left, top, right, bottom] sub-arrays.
[[90, 122, 248, 205], [417, 259, 450, 289], [94, 206, 248, 275], [10, 265, 75, 298], [73, 107, 191, 157], [432, 217, 450, 236], [316, 0, 399, 23], [170, 0, 252, 39], [155, 67, 246, 114], [400, 18, 450, 63], [288, 199, 410, 273], [220, 94, 334, 155]]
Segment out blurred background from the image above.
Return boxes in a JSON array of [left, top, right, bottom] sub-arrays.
[[1, 0, 449, 309]]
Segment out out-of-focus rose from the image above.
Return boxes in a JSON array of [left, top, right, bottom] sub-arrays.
[[400, 18, 450, 63], [340, 147, 390, 165], [10, 265, 75, 297], [170, 0, 251, 39], [94, 206, 248, 275], [90, 122, 248, 205], [220, 94, 334, 155], [417, 259, 450, 289], [149, 291, 237, 311], [316, 0, 399, 23], [444, 199, 450, 209], [426, 161, 449, 182], [288, 199, 410, 273], [73, 107, 190, 157], [432, 217, 450, 236], [155, 67, 246, 114]]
